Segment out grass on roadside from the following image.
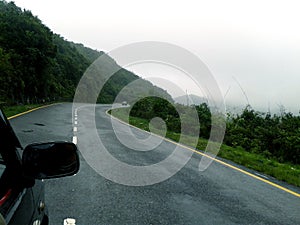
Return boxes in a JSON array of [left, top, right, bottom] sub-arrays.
[[2, 104, 45, 118], [109, 108, 300, 187]]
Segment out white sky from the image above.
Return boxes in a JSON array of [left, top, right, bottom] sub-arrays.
[[12, 0, 300, 114]]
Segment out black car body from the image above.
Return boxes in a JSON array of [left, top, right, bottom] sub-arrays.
[[0, 109, 79, 225]]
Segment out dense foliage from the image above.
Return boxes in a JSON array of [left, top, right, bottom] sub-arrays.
[[0, 0, 171, 105], [130, 97, 300, 165], [130, 97, 212, 138], [0, 1, 56, 103], [224, 106, 300, 164], [0, 1, 93, 103], [130, 97, 181, 133]]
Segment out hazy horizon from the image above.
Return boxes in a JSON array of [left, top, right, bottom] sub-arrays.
[[12, 0, 300, 114]]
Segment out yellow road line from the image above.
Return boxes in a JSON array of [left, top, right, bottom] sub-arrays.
[[190, 149, 300, 198], [108, 110, 300, 198], [8, 103, 59, 120]]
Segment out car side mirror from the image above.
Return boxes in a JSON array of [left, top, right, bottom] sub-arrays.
[[22, 142, 80, 179]]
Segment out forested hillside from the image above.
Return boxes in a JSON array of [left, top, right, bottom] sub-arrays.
[[70, 42, 104, 63], [0, 0, 171, 105]]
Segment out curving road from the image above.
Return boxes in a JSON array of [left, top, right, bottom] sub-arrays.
[[10, 103, 300, 225]]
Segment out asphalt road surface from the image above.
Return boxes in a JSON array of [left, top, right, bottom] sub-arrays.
[[10, 103, 300, 225]]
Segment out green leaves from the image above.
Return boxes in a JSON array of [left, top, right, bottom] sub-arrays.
[[224, 106, 300, 165], [0, 0, 171, 106], [0, 1, 58, 103]]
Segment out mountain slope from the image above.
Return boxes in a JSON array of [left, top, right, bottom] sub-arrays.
[[0, 0, 171, 105]]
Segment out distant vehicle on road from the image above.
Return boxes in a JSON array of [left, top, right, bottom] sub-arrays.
[[0, 109, 80, 225], [122, 101, 128, 106]]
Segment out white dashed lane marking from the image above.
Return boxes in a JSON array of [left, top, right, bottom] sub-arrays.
[[72, 136, 77, 145], [73, 110, 78, 145]]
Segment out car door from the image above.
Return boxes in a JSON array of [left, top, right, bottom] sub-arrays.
[[0, 110, 37, 225], [0, 108, 79, 225], [0, 149, 37, 225]]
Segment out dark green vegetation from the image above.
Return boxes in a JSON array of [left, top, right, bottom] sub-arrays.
[[0, 0, 170, 106], [129, 97, 181, 134], [224, 106, 300, 165], [0, 1, 83, 103], [128, 97, 211, 138], [111, 98, 300, 187], [2, 103, 43, 118]]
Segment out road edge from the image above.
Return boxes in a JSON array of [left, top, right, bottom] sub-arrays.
[[8, 103, 61, 120], [107, 108, 300, 198]]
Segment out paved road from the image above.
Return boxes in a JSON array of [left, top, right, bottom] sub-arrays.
[[10, 103, 300, 225]]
